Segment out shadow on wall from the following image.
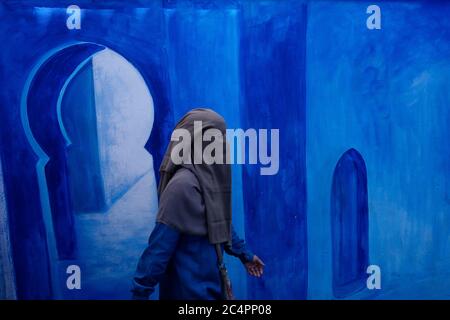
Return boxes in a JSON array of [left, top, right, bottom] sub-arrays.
[[22, 43, 158, 299], [331, 148, 369, 298]]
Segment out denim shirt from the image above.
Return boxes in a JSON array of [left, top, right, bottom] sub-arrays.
[[132, 222, 253, 300]]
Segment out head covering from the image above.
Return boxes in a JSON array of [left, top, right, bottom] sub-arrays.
[[157, 108, 231, 244]]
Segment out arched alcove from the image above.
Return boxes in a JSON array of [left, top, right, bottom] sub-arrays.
[[21, 43, 159, 298], [330, 148, 369, 298]]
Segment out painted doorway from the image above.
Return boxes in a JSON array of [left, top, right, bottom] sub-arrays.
[[22, 43, 158, 299], [330, 148, 369, 298]]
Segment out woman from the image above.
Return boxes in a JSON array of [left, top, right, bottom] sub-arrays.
[[132, 108, 264, 300]]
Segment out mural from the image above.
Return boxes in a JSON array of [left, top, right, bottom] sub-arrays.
[[0, 0, 448, 300]]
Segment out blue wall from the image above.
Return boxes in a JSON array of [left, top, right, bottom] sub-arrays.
[[307, 1, 450, 299], [240, 1, 308, 299], [0, 0, 449, 300]]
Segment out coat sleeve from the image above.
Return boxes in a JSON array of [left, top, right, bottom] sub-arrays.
[[131, 222, 180, 300], [223, 225, 254, 264]]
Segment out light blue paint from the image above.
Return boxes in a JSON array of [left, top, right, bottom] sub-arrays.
[[0, 2, 172, 299]]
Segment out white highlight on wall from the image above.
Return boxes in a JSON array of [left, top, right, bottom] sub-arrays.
[[92, 49, 154, 207]]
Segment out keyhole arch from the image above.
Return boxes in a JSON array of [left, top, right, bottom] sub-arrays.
[[20, 42, 157, 297]]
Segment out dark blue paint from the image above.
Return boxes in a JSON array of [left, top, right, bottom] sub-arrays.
[[240, 1, 308, 299], [62, 60, 106, 213], [331, 149, 368, 298], [133, 222, 253, 300]]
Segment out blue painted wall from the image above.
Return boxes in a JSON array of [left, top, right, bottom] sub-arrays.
[[0, 1, 173, 299], [240, 0, 308, 299], [0, 0, 449, 300], [307, 1, 450, 299]]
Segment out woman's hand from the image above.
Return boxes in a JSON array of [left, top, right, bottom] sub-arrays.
[[244, 255, 265, 277]]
